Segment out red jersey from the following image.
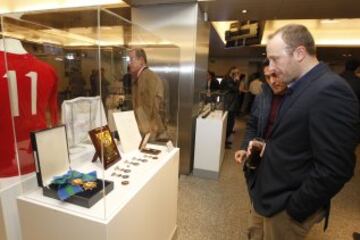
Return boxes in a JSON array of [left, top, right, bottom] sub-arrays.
[[0, 51, 59, 177]]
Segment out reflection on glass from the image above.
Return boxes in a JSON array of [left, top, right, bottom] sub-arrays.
[[0, 7, 180, 223], [0, 10, 182, 240]]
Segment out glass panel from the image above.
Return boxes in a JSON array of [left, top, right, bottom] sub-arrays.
[[0, 6, 180, 229], [98, 8, 180, 218], [1, 9, 107, 221], [0, 17, 23, 193]]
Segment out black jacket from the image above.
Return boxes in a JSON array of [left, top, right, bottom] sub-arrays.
[[341, 71, 360, 109], [241, 63, 359, 223], [207, 79, 220, 91], [240, 83, 272, 150], [220, 76, 239, 112]]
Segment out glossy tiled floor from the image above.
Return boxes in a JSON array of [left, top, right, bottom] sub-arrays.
[[174, 118, 360, 240]]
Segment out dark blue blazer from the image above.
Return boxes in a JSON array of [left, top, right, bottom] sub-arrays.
[[241, 63, 359, 223]]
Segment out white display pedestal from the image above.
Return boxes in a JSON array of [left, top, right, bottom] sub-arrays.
[[0, 174, 37, 240], [193, 110, 227, 179], [17, 145, 179, 240]]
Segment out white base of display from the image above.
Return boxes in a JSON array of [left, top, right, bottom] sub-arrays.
[[0, 174, 37, 240], [193, 110, 227, 180], [17, 145, 179, 240]]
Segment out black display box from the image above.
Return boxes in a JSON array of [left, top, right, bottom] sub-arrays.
[[31, 125, 114, 208], [43, 179, 113, 208]]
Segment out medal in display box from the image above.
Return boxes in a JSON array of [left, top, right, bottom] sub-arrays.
[[31, 125, 114, 208]]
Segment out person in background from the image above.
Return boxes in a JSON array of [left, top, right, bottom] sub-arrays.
[[100, 68, 110, 95], [89, 68, 110, 101], [69, 67, 85, 98], [240, 73, 253, 115], [220, 66, 240, 149], [123, 65, 132, 95], [206, 70, 220, 92], [341, 59, 360, 239], [249, 72, 263, 96], [235, 24, 359, 240], [237, 73, 246, 116], [89, 69, 97, 96], [128, 48, 168, 140], [247, 72, 264, 113], [341, 58, 360, 105]]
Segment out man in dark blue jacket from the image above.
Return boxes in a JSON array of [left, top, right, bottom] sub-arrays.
[[235, 59, 288, 239], [235, 24, 359, 240]]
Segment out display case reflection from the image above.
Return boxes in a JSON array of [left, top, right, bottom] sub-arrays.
[[0, 7, 180, 182]]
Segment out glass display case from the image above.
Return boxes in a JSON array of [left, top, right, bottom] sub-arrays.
[[0, 6, 180, 240], [197, 90, 226, 117]]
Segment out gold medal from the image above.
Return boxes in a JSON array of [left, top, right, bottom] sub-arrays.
[[83, 181, 97, 190], [71, 178, 84, 186]]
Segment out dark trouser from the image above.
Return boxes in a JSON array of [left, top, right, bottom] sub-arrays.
[[226, 111, 236, 140]]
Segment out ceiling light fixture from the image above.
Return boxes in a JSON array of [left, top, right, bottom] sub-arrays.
[[0, 0, 128, 14], [262, 19, 360, 46], [242, 9, 247, 14], [320, 19, 339, 24]]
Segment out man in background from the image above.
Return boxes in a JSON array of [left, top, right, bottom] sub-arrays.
[[128, 48, 167, 140], [206, 70, 220, 92], [341, 58, 360, 107], [220, 66, 240, 149], [235, 59, 288, 239]]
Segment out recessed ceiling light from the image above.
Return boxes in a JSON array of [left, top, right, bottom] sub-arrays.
[[242, 9, 247, 14]]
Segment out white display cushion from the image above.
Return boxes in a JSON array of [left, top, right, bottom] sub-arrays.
[[31, 125, 70, 187]]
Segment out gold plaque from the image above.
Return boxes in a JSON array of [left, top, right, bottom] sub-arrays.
[[89, 125, 121, 169]]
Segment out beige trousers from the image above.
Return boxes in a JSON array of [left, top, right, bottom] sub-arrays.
[[247, 205, 325, 240]]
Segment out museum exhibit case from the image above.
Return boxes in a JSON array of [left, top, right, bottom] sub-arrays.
[[0, 6, 180, 240], [193, 89, 227, 179], [197, 90, 226, 118]]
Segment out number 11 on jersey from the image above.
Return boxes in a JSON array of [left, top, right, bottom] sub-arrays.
[[3, 70, 38, 116]]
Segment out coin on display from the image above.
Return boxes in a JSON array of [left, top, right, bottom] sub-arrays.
[[121, 181, 130, 185]]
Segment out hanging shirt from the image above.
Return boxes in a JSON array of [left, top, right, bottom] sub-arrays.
[[0, 51, 58, 177]]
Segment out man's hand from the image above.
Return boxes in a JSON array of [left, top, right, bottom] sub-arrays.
[[248, 140, 266, 157], [234, 150, 247, 164], [235, 139, 266, 165]]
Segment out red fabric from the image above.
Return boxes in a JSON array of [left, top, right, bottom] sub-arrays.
[[264, 95, 284, 139], [0, 51, 59, 177]]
